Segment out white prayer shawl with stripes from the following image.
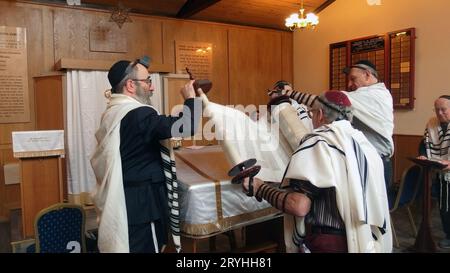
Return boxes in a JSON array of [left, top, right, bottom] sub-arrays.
[[343, 83, 394, 156], [91, 94, 181, 252], [424, 117, 450, 211], [424, 117, 450, 160], [290, 100, 313, 133], [282, 120, 392, 253]]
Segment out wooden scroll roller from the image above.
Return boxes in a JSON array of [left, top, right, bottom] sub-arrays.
[[186, 67, 212, 94], [227, 158, 261, 197]]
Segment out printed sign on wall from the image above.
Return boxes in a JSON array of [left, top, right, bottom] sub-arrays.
[[0, 26, 30, 123], [175, 41, 212, 80]]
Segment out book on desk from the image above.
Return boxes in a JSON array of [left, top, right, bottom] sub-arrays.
[[407, 157, 447, 170]]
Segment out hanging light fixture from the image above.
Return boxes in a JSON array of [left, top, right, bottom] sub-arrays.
[[285, 0, 319, 31]]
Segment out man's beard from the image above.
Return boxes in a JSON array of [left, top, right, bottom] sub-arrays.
[[135, 84, 152, 105]]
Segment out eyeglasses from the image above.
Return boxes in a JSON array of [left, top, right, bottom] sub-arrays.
[[307, 108, 320, 118], [131, 76, 152, 85], [433, 107, 448, 113]]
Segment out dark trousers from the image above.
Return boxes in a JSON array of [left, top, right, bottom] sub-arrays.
[[305, 232, 347, 253], [383, 157, 393, 194], [439, 179, 450, 239], [128, 219, 168, 253]]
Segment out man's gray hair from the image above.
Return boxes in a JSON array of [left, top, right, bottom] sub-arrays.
[[114, 65, 139, 94]]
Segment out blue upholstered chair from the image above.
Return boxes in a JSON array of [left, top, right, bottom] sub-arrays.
[[34, 203, 86, 253], [389, 165, 422, 248]]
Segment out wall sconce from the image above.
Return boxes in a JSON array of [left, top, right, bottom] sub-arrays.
[[367, 0, 382, 6]]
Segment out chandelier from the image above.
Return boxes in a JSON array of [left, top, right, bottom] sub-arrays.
[[285, 0, 319, 31]]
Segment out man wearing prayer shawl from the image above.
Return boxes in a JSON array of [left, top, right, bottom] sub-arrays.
[[90, 56, 201, 253], [418, 95, 450, 249], [271, 60, 394, 194], [241, 91, 392, 253]]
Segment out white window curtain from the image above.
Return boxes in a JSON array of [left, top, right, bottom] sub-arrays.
[[149, 73, 163, 113], [66, 70, 110, 198], [65, 70, 163, 202]]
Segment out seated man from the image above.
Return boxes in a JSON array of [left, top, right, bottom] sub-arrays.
[[418, 95, 450, 249], [241, 91, 392, 253]]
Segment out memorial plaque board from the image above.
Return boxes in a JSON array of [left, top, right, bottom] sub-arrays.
[[0, 26, 30, 123], [329, 28, 415, 109]]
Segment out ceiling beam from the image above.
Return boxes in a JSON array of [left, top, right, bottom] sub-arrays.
[[176, 0, 221, 18], [314, 0, 336, 14]]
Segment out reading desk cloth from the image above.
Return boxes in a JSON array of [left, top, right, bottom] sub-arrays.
[[175, 145, 281, 237]]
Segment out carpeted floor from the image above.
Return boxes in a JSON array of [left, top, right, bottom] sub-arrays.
[[2, 200, 449, 253]]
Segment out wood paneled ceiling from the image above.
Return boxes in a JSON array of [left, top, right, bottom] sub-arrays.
[[30, 0, 335, 30]]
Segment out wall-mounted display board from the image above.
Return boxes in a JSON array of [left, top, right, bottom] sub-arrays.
[[330, 28, 415, 109], [175, 41, 212, 80], [0, 26, 30, 123]]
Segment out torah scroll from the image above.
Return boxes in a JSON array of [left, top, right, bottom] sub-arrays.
[[200, 95, 310, 183]]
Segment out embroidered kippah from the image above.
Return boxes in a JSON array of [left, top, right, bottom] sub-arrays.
[[324, 90, 352, 107]]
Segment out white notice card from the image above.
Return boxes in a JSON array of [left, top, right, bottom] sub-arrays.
[[12, 130, 64, 158]]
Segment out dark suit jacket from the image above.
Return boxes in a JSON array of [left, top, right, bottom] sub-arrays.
[[119, 98, 199, 224]]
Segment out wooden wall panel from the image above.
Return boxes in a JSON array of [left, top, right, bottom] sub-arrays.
[[53, 9, 164, 64], [0, 147, 21, 219], [228, 28, 282, 107], [392, 134, 423, 185], [0, 2, 48, 145], [0, 2, 50, 218], [34, 76, 64, 130], [281, 31, 293, 84], [163, 20, 229, 105]]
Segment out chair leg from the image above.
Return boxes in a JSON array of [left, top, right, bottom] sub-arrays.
[[406, 206, 417, 237], [390, 215, 399, 248]]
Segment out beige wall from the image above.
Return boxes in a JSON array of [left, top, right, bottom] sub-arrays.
[[293, 0, 450, 135]]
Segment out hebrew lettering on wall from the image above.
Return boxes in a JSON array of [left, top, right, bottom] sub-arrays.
[[175, 41, 212, 80], [0, 26, 30, 123]]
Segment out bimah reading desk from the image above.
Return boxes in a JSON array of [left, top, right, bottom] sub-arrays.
[[408, 157, 447, 252], [12, 130, 65, 238], [175, 145, 283, 252]]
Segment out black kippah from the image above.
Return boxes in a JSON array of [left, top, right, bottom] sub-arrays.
[[108, 60, 131, 92], [273, 80, 291, 90]]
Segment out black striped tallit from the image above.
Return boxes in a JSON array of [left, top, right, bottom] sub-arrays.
[[352, 138, 369, 224], [287, 90, 318, 107], [160, 140, 181, 253], [424, 124, 450, 157], [424, 121, 450, 212]]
